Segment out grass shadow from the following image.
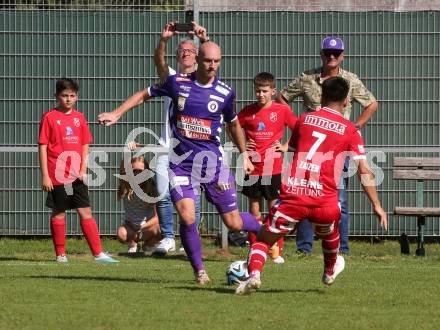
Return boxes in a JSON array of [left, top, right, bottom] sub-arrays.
[[169, 286, 326, 295], [0, 256, 49, 262], [28, 274, 178, 284]]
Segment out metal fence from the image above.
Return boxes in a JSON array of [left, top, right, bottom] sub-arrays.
[[0, 2, 439, 236]]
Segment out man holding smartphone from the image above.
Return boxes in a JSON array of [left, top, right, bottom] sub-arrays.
[[151, 21, 210, 254], [98, 40, 261, 284]]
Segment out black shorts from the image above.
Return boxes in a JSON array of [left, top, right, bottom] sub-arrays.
[[46, 179, 90, 211], [241, 174, 281, 201]]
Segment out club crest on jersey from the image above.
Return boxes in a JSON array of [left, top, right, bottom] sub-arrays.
[[215, 85, 230, 96], [257, 121, 266, 131], [207, 100, 219, 113], [73, 118, 80, 127], [178, 97, 186, 111], [269, 112, 277, 122]]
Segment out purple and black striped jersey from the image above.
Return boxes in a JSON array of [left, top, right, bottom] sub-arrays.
[[148, 72, 236, 169]]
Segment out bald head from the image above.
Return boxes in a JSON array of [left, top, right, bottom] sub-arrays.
[[198, 41, 221, 58], [195, 41, 222, 84]]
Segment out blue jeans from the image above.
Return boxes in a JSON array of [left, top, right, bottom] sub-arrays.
[[155, 153, 201, 239], [296, 159, 350, 254]]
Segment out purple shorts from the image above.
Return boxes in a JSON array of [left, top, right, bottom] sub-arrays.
[[169, 164, 238, 214]]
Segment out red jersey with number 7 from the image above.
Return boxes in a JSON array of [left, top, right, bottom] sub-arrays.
[[280, 107, 366, 207]]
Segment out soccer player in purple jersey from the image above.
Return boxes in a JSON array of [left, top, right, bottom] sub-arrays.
[[98, 42, 261, 284]]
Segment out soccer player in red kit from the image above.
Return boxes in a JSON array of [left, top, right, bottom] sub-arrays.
[[236, 76, 387, 295], [39, 78, 118, 263], [238, 72, 297, 264]]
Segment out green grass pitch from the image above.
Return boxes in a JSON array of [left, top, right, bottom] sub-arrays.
[[1, 238, 440, 329]]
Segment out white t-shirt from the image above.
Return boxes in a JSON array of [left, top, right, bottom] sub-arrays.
[[159, 66, 177, 148]]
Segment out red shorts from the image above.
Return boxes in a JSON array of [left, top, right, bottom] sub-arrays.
[[264, 200, 341, 234]]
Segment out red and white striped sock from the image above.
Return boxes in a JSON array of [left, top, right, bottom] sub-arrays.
[[80, 218, 102, 256], [248, 241, 269, 276], [50, 217, 66, 256], [316, 223, 340, 275]]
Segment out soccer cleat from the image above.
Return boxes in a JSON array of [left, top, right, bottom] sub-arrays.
[[127, 244, 138, 254], [235, 273, 261, 295], [154, 237, 176, 254], [142, 243, 158, 256], [56, 254, 68, 263], [94, 252, 120, 263], [195, 269, 210, 285], [322, 255, 345, 285], [272, 256, 285, 264]]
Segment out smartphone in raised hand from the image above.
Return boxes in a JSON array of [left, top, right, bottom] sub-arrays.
[[174, 22, 193, 33]]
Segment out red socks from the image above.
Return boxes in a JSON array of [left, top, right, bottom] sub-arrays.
[[50, 218, 66, 256], [248, 232, 257, 246], [247, 217, 263, 247], [80, 218, 102, 256], [248, 241, 269, 275], [277, 237, 284, 256], [315, 223, 340, 275]]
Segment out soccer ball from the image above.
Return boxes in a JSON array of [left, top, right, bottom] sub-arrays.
[[226, 260, 250, 285]]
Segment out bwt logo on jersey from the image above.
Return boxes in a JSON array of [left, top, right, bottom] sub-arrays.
[[66, 127, 73, 136], [304, 115, 346, 135], [257, 121, 266, 131], [179, 85, 191, 92]]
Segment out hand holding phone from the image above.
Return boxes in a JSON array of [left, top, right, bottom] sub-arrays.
[[174, 22, 193, 33]]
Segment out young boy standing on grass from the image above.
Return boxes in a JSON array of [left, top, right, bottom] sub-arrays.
[[38, 78, 118, 263], [238, 72, 297, 264]]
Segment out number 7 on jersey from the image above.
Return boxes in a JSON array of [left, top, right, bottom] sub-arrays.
[[306, 131, 327, 160]]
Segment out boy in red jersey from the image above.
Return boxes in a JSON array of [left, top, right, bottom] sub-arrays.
[[238, 72, 297, 264], [38, 78, 118, 263], [236, 77, 387, 295]]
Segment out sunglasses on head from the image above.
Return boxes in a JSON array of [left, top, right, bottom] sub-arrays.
[[323, 50, 343, 58]]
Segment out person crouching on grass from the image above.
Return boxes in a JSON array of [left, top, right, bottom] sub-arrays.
[[116, 154, 162, 255], [38, 78, 118, 263]]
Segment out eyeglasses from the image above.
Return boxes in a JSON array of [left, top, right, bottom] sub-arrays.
[[322, 50, 343, 58], [178, 48, 197, 55]]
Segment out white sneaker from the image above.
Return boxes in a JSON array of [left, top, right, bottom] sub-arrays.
[[179, 246, 185, 252], [154, 237, 176, 254], [56, 255, 68, 263], [195, 269, 210, 285], [272, 256, 285, 264], [235, 273, 261, 295], [142, 243, 158, 256], [127, 244, 138, 254], [322, 255, 345, 285]]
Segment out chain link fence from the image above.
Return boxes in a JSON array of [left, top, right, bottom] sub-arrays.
[[1, 2, 439, 236]]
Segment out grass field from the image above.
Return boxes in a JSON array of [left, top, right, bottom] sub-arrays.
[[1, 238, 440, 330]]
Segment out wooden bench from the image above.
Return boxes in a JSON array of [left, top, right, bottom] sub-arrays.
[[393, 157, 440, 256]]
